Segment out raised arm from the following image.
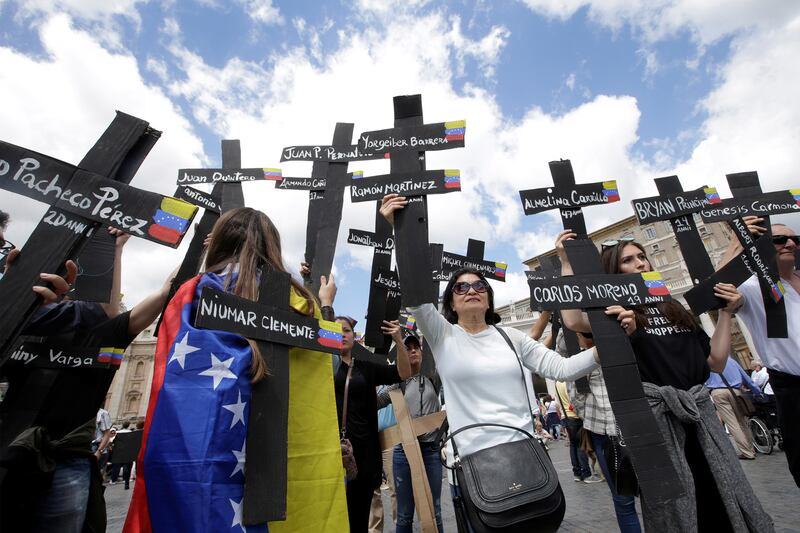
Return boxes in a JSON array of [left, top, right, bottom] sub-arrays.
[[706, 283, 742, 373], [529, 310, 551, 341], [100, 227, 130, 319], [382, 319, 412, 380], [128, 265, 178, 336], [553, 230, 592, 332]]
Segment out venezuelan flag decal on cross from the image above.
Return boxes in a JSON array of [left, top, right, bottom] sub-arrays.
[[263, 168, 282, 180], [602, 181, 620, 202], [790, 189, 800, 207], [352, 170, 364, 179], [317, 320, 343, 350], [444, 169, 461, 190], [97, 347, 125, 366], [495, 262, 507, 278], [402, 315, 417, 330], [704, 187, 721, 204], [642, 272, 670, 296], [445, 120, 466, 141], [148, 197, 196, 245], [770, 280, 786, 301]]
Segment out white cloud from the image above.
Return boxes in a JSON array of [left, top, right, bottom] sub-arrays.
[[519, 0, 800, 45], [236, 0, 283, 25]]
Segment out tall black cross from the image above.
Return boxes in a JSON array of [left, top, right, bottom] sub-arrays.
[[0, 112, 196, 363], [631, 177, 718, 284], [356, 94, 465, 307], [194, 268, 342, 525], [347, 205, 399, 353], [519, 159, 682, 504], [280, 124, 387, 296], [0, 113, 198, 469], [155, 140, 265, 335], [689, 172, 799, 337]]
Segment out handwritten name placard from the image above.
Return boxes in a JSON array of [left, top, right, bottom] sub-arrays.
[[174, 185, 221, 213], [7, 341, 114, 369], [519, 181, 620, 215], [526, 271, 671, 309], [435, 251, 507, 282], [350, 169, 461, 202], [358, 121, 466, 155], [632, 186, 718, 224], [195, 287, 343, 353], [700, 190, 800, 222], [280, 145, 386, 162], [348, 229, 395, 250], [0, 144, 197, 248], [373, 268, 401, 292], [274, 176, 327, 191], [176, 168, 282, 184]]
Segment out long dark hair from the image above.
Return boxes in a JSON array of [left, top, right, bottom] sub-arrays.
[[600, 240, 698, 331], [441, 268, 501, 325], [204, 207, 315, 381]]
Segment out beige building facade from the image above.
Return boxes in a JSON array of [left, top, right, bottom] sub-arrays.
[[105, 321, 157, 425]]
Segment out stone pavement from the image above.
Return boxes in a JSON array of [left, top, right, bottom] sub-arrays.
[[106, 440, 798, 532]]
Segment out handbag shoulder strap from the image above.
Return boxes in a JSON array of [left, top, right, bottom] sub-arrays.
[[341, 362, 354, 438], [492, 325, 537, 428]]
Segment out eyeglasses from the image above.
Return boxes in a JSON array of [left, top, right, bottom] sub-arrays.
[[452, 280, 489, 295], [772, 235, 800, 246], [600, 236, 635, 250]]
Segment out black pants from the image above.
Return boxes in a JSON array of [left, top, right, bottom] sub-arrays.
[[110, 462, 132, 484], [563, 418, 591, 479], [769, 368, 800, 487]]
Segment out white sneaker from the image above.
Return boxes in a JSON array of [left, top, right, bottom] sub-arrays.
[[582, 475, 603, 484]]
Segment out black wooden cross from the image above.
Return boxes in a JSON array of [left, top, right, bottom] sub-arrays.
[[194, 268, 343, 525], [155, 140, 265, 336], [432, 238, 507, 283], [689, 172, 799, 337], [356, 94, 465, 307], [0, 113, 198, 477], [0, 112, 196, 363], [631, 176, 718, 284], [280, 124, 389, 296], [347, 205, 399, 353], [518, 159, 682, 504]]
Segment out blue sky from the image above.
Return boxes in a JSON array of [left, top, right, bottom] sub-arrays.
[[1, 0, 799, 324]]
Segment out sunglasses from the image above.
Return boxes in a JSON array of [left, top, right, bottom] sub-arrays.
[[772, 235, 800, 246], [452, 280, 489, 295], [601, 236, 635, 250]]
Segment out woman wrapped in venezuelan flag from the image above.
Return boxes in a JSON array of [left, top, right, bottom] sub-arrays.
[[124, 207, 348, 532]]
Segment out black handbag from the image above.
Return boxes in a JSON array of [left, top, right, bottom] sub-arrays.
[[603, 432, 639, 497], [442, 326, 566, 533]]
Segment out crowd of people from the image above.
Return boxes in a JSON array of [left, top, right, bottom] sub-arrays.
[[0, 191, 797, 533]]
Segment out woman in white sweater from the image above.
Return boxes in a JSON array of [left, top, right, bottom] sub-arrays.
[[380, 193, 600, 460]]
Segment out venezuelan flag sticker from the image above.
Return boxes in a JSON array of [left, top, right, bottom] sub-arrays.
[[445, 120, 466, 141], [602, 181, 620, 202], [317, 320, 343, 349], [444, 169, 461, 189], [770, 281, 785, 302], [641, 272, 669, 296], [263, 168, 282, 180], [149, 197, 196, 245], [790, 189, 800, 207], [704, 187, 721, 204], [352, 171, 364, 179], [495, 262, 507, 278]]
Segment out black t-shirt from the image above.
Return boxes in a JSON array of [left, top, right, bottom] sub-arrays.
[[629, 306, 711, 390], [2, 309, 136, 440], [334, 357, 400, 485]]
